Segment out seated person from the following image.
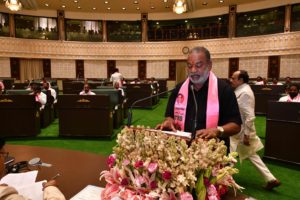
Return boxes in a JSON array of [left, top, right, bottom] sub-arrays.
[[279, 84, 300, 102], [0, 84, 2, 95], [271, 78, 283, 85], [0, 81, 4, 93], [79, 84, 95, 95], [113, 81, 124, 97], [43, 82, 57, 104], [31, 84, 47, 110], [40, 77, 51, 88], [255, 76, 264, 85], [0, 138, 66, 200]]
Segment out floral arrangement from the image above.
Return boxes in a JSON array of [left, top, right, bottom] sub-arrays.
[[100, 126, 243, 200]]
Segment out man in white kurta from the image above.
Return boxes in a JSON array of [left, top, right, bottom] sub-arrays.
[[230, 70, 281, 190]]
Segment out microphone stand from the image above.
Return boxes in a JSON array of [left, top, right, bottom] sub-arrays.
[[127, 87, 175, 127], [190, 85, 198, 140]]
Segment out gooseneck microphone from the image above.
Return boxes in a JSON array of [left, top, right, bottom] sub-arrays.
[[190, 85, 198, 140], [127, 87, 175, 127]]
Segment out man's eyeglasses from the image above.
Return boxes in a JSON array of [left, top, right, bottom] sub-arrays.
[[0, 152, 9, 158]]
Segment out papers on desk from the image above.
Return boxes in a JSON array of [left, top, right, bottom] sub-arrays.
[[0, 170, 46, 200], [145, 128, 192, 139], [71, 185, 103, 200]]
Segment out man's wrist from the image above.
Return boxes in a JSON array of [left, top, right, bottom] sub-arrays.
[[217, 126, 225, 137]]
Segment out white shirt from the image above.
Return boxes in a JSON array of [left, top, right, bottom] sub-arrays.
[[230, 83, 264, 159], [79, 91, 96, 95], [35, 92, 47, 110], [279, 94, 300, 102], [255, 81, 264, 85], [48, 88, 57, 103], [110, 72, 123, 85]]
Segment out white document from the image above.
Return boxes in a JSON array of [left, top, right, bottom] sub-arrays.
[[17, 180, 46, 200], [70, 185, 103, 200], [0, 170, 38, 186]]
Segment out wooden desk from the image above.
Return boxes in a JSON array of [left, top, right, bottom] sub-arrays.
[[6, 145, 247, 200], [264, 101, 300, 165], [6, 145, 107, 199]]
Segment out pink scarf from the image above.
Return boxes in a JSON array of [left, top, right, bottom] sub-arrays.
[[174, 71, 219, 131]]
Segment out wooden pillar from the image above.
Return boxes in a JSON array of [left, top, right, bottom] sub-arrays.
[[169, 61, 176, 81], [43, 59, 51, 78], [76, 60, 84, 79], [10, 58, 20, 80], [9, 14, 15, 37], [107, 60, 116, 78], [284, 5, 291, 32], [102, 20, 107, 42], [138, 60, 146, 79], [228, 5, 237, 38], [228, 58, 239, 78], [268, 56, 280, 79], [57, 10, 65, 41], [141, 13, 148, 42]]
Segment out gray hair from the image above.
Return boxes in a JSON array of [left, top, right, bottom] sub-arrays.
[[189, 46, 211, 61]]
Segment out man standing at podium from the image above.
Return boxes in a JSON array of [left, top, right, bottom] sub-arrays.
[[230, 70, 281, 190], [157, 46, 242, 149]]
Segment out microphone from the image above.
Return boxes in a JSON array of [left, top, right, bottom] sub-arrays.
[[190, 85, 198, 140], [127, 87, 175, 126]]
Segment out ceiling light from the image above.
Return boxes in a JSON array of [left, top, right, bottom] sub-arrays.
[[219, 0, 224, 3], [5, 0, 22, 11], [77, 6, 81, 9], [62, 5, 66, 8], [93, 7, 96, 10], [133, 0, 138, 4], [74, 0, 78, 3], [122, 7, 126, 10], [164, 0, 168, 2], [104, 1, 109, 4], [173, 0, 186, 14], [165, 5, 170, 8], [45, 3, 49, 7], [107, 7, 111, 10], [151, 6, 155, 9], [202, 2, 208, 5], [156, 22, 159, 25], [136, 7, 140, 10], [185, 20, 188, 23]]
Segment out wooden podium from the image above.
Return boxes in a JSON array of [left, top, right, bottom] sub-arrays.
[[264, 101, 300, 165]]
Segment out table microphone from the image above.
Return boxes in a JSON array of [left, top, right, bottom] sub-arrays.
[[127, 87, 175, 126], [190, 84, 198, 140]]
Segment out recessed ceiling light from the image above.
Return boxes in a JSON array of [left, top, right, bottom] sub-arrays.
[[164, 0, 168, 2], [156, 22, 159, 25], [62, 5, 66, 8], [151, 6, 155, 9], [218, 17, 222, 20], [133, 0, 138, 4], [185, 20, 188, 23], [104, 1, 109, 4], [122, 7, 126, 10], [45, 3, 49, 7], [74, 0, 78, 3], [136, 7, 140, 10], [219, 0, 224, 3], [202, 2, 208, 5], [165, 5, 170, 8], [93, 7, 96, 10], [77, 6, 81, 9], [107, 7, 111, 10]]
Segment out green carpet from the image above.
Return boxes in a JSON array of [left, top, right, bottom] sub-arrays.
[[6, 97, 300, 200]]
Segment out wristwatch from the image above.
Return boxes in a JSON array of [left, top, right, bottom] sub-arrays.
[[217, 126, 225, 137]]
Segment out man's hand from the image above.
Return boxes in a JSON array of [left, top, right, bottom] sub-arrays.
[[243, 135, 250, 146], [42, 180, 58, 190], [196, 128, 220, 139], [155, 117, 176, 132]]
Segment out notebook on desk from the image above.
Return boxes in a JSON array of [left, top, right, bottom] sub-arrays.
[[70, 185, 103, 200]]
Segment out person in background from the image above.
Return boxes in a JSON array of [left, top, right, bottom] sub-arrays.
[[79, 84, 95, 95], [284, 76, 292, 90], [271, 78, 283, 85], [43, 82, 57, 104], [31, 84, 47, 110], [113, 81, 124, 97], [156, 46, 241, 149], [230, 70, 281, 190], [255, 76, 264, 85], [110, 68, 123, 86], [40, 77, 51, 88], [0, 137, 66, 200], [0, 81, 4, 93], [279, 83, 300, 102]]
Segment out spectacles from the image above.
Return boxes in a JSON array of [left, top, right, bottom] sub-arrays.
[[0, 152, 9, 158]]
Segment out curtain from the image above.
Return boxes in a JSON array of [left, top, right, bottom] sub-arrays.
[[176, 61, 187, 84], [20, 59, 44, 82]]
